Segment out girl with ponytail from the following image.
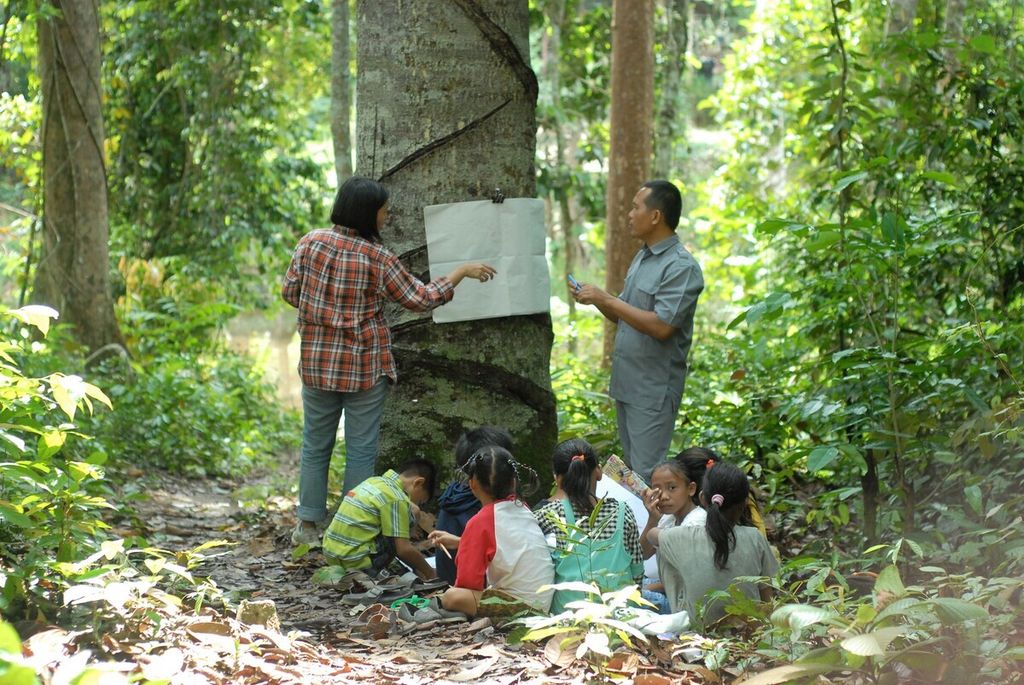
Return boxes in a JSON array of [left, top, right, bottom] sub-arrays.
[[428, 446, 554, 616], [534, 438, 644, 613], [647, 461, 778, 631]]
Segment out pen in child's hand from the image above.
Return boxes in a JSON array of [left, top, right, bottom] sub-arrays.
[[567, 273, 581, 291], [439, 543, 453, 559]]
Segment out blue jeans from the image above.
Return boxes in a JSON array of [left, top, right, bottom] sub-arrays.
[[641, 577, 671, 615], [297, 379, 390, 522]]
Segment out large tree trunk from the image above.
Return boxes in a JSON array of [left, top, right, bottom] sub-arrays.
[[355, 0, 556, 483], [331, 0, 352, 184], [603, 0, 654, 363], [35, 0, 123, 352]]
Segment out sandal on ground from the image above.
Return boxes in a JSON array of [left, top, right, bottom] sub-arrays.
[[349, 603, 393, 637], [378, 585, 416, 604], [395, 597, 468, 624], [411, 577, 450, 594], [340, 585, 385, 606]]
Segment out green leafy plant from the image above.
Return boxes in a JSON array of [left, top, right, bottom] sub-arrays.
[[79, 347, 298, 477], [0, 306, 116, 620], [57, 538, 230, 643], [736, 565, 1020, 684], [510, 584, 650, 668]]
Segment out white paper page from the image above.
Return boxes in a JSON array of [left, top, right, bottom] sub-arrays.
[[424, 199, 550, 324]]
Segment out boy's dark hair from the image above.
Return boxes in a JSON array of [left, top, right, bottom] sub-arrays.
[[641, 179, 682, 229], [551, 437, 599, 516], [454, 426, 514, 468], [703, 461, 750, 570], [461, 445, 538, 500], [399, 458, 438, 500], [331, 176, 388, 243]]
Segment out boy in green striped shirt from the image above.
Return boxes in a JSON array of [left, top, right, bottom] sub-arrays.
[[322, 459, 437, 580]]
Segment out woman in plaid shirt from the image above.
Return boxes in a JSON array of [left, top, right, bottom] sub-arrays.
[[283, 176, 496, 546]]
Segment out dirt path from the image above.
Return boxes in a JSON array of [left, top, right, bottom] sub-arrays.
[[88, 460, 708, 684]]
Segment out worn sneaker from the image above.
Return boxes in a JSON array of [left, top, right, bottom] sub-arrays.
[[291, 522, 322, 548]]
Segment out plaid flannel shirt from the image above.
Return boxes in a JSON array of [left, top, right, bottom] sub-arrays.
[[282, 226, 454, 392]]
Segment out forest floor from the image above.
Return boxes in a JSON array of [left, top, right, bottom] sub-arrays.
[[26, 457, 723, 684]]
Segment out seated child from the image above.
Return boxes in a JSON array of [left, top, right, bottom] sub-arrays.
[[534, 438, 643, 613], [677, 447, 767, 536], [434, 426, 514, 584], [639, 455, 708, 612], [428, 446, 554, 616], [322, 459, 437, 580], [649, 461, 779, 631]]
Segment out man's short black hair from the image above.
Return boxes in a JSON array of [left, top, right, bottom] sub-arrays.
[[641, 179, 682, 229], [330, 176, 388, 242], [399, 458, 437, 499], [454, 426, 514, 468]]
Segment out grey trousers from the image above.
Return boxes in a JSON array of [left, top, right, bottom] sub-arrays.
[[615, 393, 680, 485]]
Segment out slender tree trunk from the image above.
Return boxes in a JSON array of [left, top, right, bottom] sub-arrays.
[[862, 449, 879, 544], [885, 0, 918, 35], [35, 0, 123, 352], [603, 0, 655, 363], [544, 0, 580, 353], [331, 0, 352, 184], [653, 0, 688, 179], [355, 0, 556, 481], [942, 0, 966, 70]]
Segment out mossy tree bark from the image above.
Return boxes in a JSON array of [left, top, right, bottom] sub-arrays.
[[35, 0, 123, 353], [355, 0, 556, 486]]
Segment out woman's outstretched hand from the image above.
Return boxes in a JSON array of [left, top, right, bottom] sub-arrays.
[[465, 263, 497, 282], [446, 262, 497, 287]]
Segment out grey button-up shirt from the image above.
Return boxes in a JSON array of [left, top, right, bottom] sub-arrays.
[[609, 234, 704, 410]]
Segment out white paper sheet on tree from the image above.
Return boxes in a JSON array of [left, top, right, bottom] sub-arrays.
[[424, 198, 549, 324]]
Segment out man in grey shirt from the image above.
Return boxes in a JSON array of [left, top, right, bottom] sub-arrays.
[[573, 180, 703, 483]]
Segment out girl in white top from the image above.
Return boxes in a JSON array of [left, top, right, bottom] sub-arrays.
[[639, 456, 707, 611]]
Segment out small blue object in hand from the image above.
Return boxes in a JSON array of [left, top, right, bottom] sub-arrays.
[[567, 274, 581, 291]]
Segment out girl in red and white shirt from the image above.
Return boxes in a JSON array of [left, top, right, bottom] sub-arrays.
[[429, 446, 554, 615]]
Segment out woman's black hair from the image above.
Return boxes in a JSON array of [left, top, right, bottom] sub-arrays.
[[702, 461, 750, 570], [551, 438, 599, 516], [461, 446, 539, 500], [330, 176, 388, 242], [454, 426, 514, 469]]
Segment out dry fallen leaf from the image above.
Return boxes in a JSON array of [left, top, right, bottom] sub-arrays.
[[543, 635, 580, 668], [605, 650, 640, 675], [449, 655, 498, 682], [634, 674, 675, 685], [186, 621, 237, 652], [138, 647, 185, 681]]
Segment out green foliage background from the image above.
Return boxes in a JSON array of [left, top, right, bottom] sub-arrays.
[[0, 0, 1022, 681]]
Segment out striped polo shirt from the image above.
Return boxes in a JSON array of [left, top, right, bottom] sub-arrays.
[[323, 470, 411, 569]]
